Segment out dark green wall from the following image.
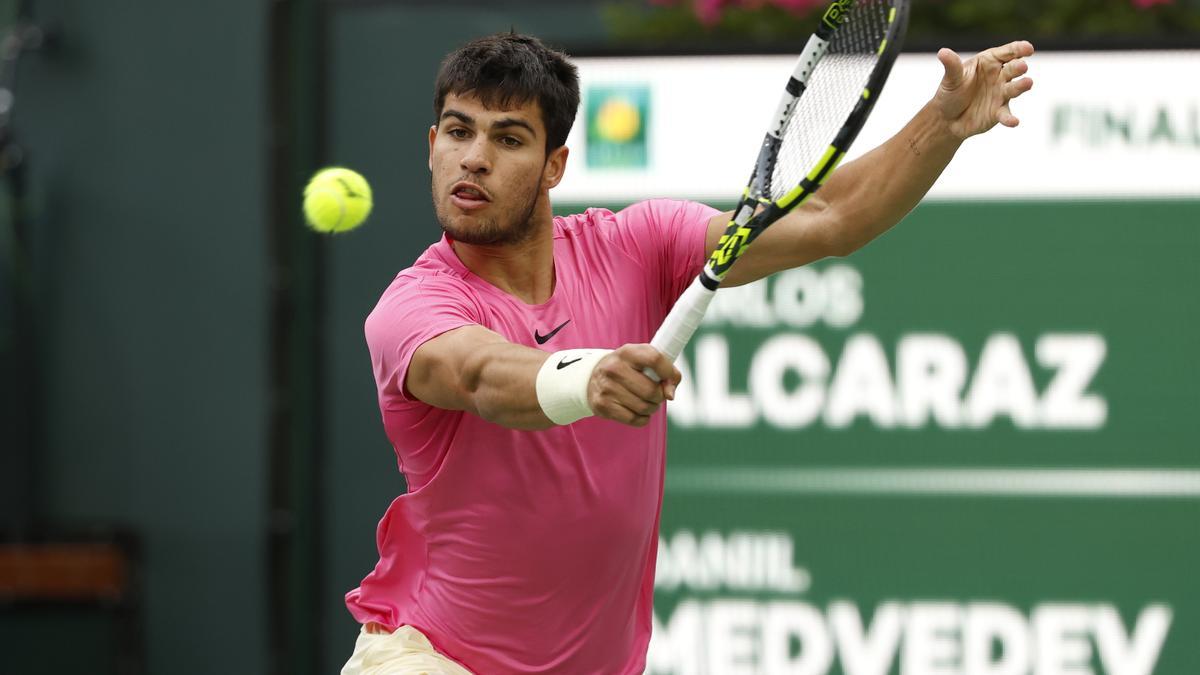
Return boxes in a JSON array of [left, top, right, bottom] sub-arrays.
[[6, 0, 268, 672]]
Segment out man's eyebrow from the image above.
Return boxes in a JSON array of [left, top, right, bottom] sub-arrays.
[[441, 109, 474, 126], [492, 117, 537, 137], [441, 109, 537, 138]]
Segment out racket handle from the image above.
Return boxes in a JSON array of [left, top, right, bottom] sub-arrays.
[[643, 277, 717, 382]]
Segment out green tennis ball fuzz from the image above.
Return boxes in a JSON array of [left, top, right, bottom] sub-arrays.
[[303, 167, 373, 233]]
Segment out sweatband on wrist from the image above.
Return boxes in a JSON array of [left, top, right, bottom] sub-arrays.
[[535, 348, 612, 425]]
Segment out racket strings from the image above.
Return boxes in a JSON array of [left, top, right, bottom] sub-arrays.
[[768, 0, 893, 203]]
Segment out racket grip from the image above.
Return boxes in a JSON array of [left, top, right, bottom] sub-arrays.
[[643, 278, 717, 382]]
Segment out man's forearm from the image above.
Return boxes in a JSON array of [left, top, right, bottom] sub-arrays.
[[411, 326, 674, 430], [818, 101, 962, 255], [460, 342, 557, 430]]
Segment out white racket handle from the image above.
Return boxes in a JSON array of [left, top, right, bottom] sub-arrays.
[[643, 277, 717, 382]]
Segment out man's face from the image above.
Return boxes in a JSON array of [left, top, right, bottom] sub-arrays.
[[429, 93, 567, 246]]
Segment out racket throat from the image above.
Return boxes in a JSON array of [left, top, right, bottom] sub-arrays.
[[704, 203, 758, 283], [789, 34, 832, 90], [756, 34, 831, 200]]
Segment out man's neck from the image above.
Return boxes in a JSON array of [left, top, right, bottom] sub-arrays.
[[451, 219, 555, 305]]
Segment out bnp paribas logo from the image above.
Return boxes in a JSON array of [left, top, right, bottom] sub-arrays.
[[586, 85, 649, 170]]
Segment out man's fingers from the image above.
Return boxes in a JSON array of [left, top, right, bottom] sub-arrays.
[[608, 387, 659, 418], [645, 353, 679, 386], [619, 344, 680, 388], [594, 398, 652, 427], [595, 345, 676, 412], [987, 40, 1035, 65], [1003, 77, 1034, 101], [1000, 58, 1028, 82], [611, 365, 664, 408], [937, 48, 964, 89], [626, 413, 652, 428], [997, 105, 1019, 128]]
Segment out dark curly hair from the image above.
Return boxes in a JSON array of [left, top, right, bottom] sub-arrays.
[[433, 33, 580, 152]]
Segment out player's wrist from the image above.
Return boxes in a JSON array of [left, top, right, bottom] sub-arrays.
[[536, 349, 612, 425]]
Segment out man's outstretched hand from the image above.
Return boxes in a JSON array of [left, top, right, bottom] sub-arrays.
[[934, 40, 1036, 141]]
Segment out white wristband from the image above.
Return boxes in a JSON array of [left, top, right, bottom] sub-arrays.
[[535, 349, 611, 425]]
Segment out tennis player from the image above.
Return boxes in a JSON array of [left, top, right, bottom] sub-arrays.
[[341, 32, 1034, 674]]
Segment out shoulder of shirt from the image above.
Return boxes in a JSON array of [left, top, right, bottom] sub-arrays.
[[366, 244, 478, 323], [553, 198, 697, 236], [553, 206, 615, 238], [376, 239, 471, 292]]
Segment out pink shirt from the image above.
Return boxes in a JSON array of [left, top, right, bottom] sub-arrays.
[[346, 199, 716, 674]]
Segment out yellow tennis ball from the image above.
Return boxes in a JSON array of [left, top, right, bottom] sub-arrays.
[[303, 167, 373, 233]]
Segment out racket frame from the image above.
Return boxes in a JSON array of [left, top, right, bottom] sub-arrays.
[[648, 0, 910, 373]]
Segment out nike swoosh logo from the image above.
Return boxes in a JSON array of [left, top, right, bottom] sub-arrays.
[[534, 319, 571, 345], [556, 357, 582, 370]]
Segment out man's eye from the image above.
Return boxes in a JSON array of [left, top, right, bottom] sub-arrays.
[[448, 128, 469, 139], [500, 136, 522, 147]]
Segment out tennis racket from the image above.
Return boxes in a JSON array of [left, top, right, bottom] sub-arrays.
[[647, 0, 909, 377]]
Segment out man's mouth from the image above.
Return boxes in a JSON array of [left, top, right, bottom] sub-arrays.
[[450, 182, 491, 211]]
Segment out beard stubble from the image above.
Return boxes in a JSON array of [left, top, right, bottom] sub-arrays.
[[433, 172, 543, 247]]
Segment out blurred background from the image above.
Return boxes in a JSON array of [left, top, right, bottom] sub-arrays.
[[0, 0, 1196, 673]]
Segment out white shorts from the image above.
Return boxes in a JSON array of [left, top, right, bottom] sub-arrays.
[[340, 624, 474, 675]]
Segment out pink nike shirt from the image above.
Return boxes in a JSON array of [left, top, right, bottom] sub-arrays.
[[346, 199, 716, 674]]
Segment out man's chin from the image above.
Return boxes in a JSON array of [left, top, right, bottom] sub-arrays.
[[438, 216, 506, 246], [434, 196, 538, 246]]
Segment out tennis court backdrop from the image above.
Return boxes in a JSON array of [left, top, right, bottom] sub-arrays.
[[555, 51, 1200, 675]]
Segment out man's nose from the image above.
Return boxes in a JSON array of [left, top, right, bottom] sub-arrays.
[[460, 137, 491, 174]]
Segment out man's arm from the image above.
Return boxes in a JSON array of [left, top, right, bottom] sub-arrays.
[[406, 325, 681, 430], [709, 41, 1036, 288]]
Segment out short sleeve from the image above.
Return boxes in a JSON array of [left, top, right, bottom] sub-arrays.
[[365, 276, 480, 405], [606, 199, 717, 308]]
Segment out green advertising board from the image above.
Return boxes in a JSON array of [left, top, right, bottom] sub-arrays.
[[626, 198, 1200, 675]]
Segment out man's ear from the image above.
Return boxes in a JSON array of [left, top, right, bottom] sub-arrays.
[[428, 125, 437, 171], [542, 144, 569, 190]]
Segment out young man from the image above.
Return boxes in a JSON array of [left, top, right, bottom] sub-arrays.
[[342, 33, 1034, 674]]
